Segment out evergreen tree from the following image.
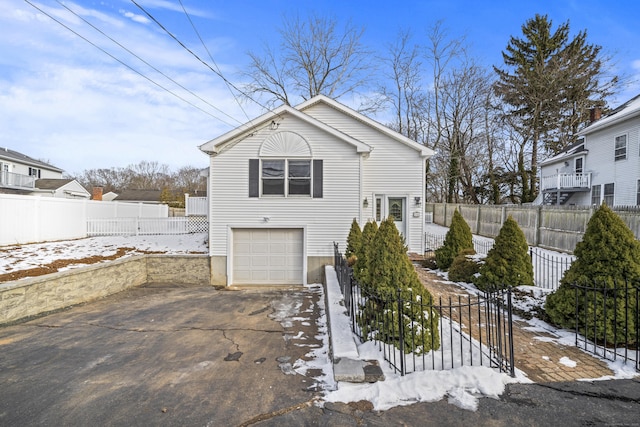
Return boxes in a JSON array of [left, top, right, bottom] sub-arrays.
[[362, 217, 440, 354], [494, 14, 617, 202], [345, 218, 362, 264], [435, 209, 474, 270], [448, 249, 481, 283], [474, 215, 533, 291], [353, 220, 378, 287], [546, 204, 640, 344]]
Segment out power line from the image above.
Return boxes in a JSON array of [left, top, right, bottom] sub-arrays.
[[23, 0, 235, 125], [177, 0, 254, 124], [53, 0, 242, 127], [130, 0, 276, 116]]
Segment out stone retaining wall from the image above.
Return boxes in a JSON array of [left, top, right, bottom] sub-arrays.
[[0, 254, 210, 325]]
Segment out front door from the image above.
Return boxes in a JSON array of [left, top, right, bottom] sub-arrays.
[[387, 197, 405, 237]]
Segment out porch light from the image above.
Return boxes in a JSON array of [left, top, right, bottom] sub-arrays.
[[414, 196, 421, 206], [363, 197, 369, 208]]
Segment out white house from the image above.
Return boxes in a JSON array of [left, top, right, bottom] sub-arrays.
[[199, 95, 434, 286], [539, 94, 640, 206], [0, 148, 64, 194]]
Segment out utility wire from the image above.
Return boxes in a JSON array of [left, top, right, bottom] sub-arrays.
[[130, 0, 276, 116], [54, 0, 242, 127], [23, 0, 234, 124], [177, 0, 254, 124]]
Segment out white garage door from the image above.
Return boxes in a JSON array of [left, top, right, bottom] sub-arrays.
[[232, 228, 303, 285]]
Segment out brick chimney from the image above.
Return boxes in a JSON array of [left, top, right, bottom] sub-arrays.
[[589, 107, 602, 123], [92, 187, 103, 201]]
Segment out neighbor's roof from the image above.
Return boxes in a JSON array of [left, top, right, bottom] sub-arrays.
[[114, 189, 162, 202], [0, 147, 63, 172], [580, 94, 640, 136], [199, 95, 433, 157], [35, 179, 74, 190]]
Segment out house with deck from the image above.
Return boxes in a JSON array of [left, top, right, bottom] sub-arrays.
[[199, 95, 434, 286], [539, 94, 640, 206], [0, 148, 64, 194]]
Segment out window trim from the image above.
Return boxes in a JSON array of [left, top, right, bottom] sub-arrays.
[[591, 184, 601, 206], [614, 134, 627, 161], [603, 182, 615, 206], [249, 158, 322, 198]]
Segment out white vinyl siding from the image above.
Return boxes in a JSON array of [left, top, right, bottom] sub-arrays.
[[302, 103, 425, 252], [208, 113, 360, 260]]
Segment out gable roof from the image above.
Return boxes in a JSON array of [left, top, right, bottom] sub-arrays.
[[540, 139, 587, 166], [35, 178, 74, 190], [581, 94, 640, 136], [199, 95, 433, 157], [0, 148, 63, 172]]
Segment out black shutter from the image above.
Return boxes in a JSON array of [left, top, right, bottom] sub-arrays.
[[249, 159, 259, 197], [312, 159, 323, 198]]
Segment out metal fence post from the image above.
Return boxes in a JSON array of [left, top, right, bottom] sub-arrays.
[[397, 288, 405, 376]]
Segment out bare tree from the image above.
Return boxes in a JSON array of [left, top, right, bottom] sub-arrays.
[[243, 13, 374, 108]]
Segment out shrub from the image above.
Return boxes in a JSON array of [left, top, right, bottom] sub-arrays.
[[435, 209, 473, 270], [353, 220, 378, 287], [545, 204, 640, 344], [448, 249, 481, 283], [361, 217, 440, 354], [474, 216, 533, 291], [345, 218, 362, 260]]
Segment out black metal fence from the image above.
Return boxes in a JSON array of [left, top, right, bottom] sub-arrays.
[[425, 232, 494, 256], [529, 248, 575, 290], [572, 280, 639, 372], [334, 243, 515, 377]]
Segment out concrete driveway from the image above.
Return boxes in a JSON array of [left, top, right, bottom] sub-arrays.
[[0, 283, 328, 426]]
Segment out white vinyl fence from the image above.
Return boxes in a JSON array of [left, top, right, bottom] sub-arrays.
[[87, 217, 208, 236], [0, 194, 168, 246]]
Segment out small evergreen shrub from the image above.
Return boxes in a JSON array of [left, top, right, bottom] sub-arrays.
[[435, 209, 473, 271], [545, 204, 640, 344], [353, 220, 378, 288], [474, 216, 533, 291], [360, 217, 440, 354], [448, 249, 481, 283], [345, 218, 362, 260]]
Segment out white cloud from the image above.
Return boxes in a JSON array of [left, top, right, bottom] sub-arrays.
[[119, 9, 150, 24]]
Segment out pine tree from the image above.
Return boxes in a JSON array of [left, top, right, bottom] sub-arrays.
[[345, 218, 362, 264], [546, 204, 640, 343], [474, 215, 533, 291], [494, 14, 617, 202], [362, 217, 440, 354], [353, 220, 378, 287], [435, 209, 474, 270]]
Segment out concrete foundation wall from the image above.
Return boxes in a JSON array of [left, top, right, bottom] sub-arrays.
[[0, 254, 210, 325], [308, 256, 333, 284]]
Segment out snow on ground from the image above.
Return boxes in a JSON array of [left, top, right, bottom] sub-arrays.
[[0, 234, 208, 274]]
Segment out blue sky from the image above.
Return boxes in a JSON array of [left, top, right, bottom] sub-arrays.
[[1, 0, 639, 174]]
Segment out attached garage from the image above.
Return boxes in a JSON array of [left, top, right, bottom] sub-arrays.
[[232, 228, 304, 285]]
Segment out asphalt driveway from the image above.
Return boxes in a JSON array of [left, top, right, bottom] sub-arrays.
[[0, 283, 328, 426]]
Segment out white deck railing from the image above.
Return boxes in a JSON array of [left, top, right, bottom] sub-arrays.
[[0, 171, 36, 189], [541, 173, 591, 191]]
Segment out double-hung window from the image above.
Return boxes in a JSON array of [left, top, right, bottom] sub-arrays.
[[250, 158, 320, 198], [603, 183, 615, 206], [614, 135, 627, 161], [591, 185, 601, 206]]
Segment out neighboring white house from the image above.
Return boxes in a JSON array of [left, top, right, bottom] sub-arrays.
[[0, 148, 64, 194], [539, 94, 640, 206], [31, 179, 91, 199], [199, 95, 434, 286]]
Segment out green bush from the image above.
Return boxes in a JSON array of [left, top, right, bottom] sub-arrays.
[[435, 209, 473, 270], [474, 216, 533, 291], [545, 204, 640, 344], [353, 220, 378, 287], [345, 218, 362, 260], [448, 249, 481, 283], [361, 217, 440, 354]]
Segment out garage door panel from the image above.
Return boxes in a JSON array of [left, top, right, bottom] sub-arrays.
[[232, 229, 303, 285]]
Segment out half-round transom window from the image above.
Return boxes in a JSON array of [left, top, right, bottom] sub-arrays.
[[259, 131, 312, 157]]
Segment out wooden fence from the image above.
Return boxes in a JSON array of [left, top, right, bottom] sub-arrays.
[[427, 203, 640, 253]]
